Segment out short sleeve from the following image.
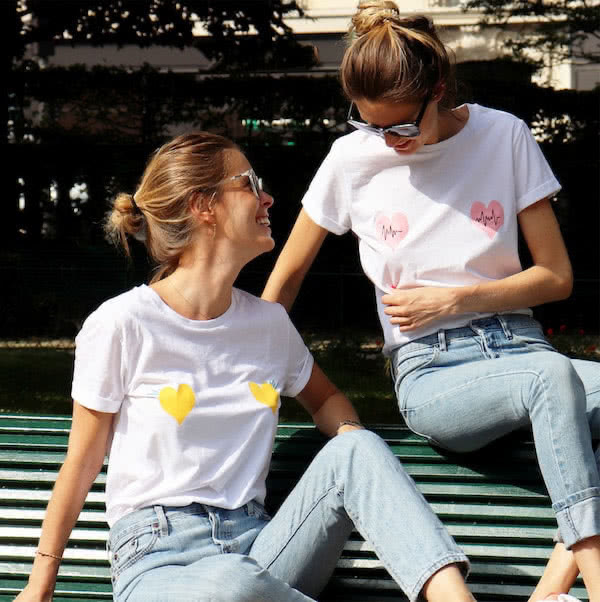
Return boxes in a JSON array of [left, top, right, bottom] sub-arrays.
[[71, 305, 127, 413], [301, 139, 352, 235], [513, 121, 561, 212], [278, 308, 314, 398]]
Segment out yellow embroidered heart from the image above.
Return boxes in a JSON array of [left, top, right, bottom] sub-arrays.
[[159, 384, 195, 425], [249, 382, 279, 414]]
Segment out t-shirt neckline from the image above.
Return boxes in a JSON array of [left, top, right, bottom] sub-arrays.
[[141, 284, 236, 327]]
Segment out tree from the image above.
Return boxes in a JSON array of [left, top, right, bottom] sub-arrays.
[[5, 1, 316, 142], [2, 1, 324, 247], [19, 0, 316, 70], [463, 0, 600, 70]]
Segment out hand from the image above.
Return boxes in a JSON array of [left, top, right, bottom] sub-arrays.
[[381, 287, 459, 331]]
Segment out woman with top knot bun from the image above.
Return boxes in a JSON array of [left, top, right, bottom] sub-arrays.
[[17, 131, 477, 602], [264, 2, 600, 601]]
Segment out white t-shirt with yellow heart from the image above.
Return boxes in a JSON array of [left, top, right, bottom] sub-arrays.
[[72, 285, 314, 527]]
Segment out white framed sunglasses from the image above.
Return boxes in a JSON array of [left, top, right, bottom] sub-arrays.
[[227, 168, 263, 198], [347, 92, 432, 139]]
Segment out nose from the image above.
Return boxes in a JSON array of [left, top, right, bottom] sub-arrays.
[[260, 189, 274, 208]]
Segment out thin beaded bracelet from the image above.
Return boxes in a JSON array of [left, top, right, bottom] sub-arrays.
[[337, 420, 364, 431], [36, 549, 62, 561]]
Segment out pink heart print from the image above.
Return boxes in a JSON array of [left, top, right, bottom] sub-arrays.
[[375, 212, 409, 249], [470, 201, 504, 239]]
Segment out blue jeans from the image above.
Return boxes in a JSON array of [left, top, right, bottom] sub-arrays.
[[390, 314, 600, 549], [108, 430, 469, 602]]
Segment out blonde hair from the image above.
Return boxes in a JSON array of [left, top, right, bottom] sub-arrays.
[[341, 1, 455, 107], [105, 132, 238, 282]]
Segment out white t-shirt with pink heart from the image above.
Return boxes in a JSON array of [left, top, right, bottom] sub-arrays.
[[302, 104, 561, 355], [71, 285, 314, 527]]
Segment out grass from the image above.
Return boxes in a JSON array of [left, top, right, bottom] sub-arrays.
[[0, 347, 75, 414], [1, 331, 598, 422]]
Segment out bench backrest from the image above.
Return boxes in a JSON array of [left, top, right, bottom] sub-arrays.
[[0, 415, 589, 601]]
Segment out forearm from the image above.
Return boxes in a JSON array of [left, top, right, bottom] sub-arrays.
[[262, 209, 327, 312], [453, 264, 573, 316], [311, 391, 363, 437], [25, 454, 104, 596]]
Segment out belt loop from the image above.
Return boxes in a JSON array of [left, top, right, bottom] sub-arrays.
[[497, 315, 513, 340], [437, 330, 447, 352], [154, 505, 169, 537]]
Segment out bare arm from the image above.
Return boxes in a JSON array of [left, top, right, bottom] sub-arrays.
[[262, 209, 328, 311], [16, 403, 114, 602], [296, 362, 363, 437], [382, 198, 573, 331]]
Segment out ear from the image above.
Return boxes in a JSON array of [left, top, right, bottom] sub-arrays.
[[433, 82, 446, 103], [189, 191, 216, 226]]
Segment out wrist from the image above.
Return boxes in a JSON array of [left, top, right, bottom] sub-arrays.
[[29, 554, 60, 593], [336, 420, 364, 435], [451, 285, 472, 315]]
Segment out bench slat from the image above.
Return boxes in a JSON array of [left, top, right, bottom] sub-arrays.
[[0, 416, 589, 601]]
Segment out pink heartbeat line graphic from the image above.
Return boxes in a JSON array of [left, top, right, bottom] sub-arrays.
[[375, 212, 409, 249], [470, 201, 504, 238]]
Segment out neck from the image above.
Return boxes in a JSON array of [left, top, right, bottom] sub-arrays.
[[153, 248, 245, 321]]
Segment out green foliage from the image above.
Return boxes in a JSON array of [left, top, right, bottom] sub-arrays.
[[464, 0, 600, 68]]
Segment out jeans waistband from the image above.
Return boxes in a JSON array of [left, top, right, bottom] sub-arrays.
[[411, 314, 541, 351]]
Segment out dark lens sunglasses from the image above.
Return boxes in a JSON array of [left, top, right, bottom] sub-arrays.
[[347, 92, 432, 139]]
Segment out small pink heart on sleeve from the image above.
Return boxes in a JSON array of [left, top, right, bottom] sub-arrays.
[[375, 212, 409, 249], [470, 201, 504, 239]]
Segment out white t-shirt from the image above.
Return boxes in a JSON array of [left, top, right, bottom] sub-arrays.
[[302, 104, 561, 354], [72, 285, 314, 527]]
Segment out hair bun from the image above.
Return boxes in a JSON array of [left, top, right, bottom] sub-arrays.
[[351, 1, 401, 36], [352, 2, 436, 38]]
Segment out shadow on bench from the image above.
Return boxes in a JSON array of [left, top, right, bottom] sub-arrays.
[[0, 415, 590, 601]]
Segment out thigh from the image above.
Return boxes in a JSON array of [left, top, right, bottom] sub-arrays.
[[394, 339, 580, 452], [111, 505, 313, 602], [125, 554, 315, 602], [249, 436, 354, 597]]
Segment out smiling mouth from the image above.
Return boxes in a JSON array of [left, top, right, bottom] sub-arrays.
[[256, 216, 270, 226], [393, 139, 413, 150]]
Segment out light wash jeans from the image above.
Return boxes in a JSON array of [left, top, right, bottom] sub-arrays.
[[108, 430, 469, 602], [390, 314, 600, 549]]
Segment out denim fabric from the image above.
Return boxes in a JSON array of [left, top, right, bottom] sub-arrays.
[[391, 314, 600, 549], [109, 430, 469, 602]]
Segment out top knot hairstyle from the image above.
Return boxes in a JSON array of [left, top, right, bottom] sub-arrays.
[[105, 132, 238, 282], [341, 0, 456, 106]]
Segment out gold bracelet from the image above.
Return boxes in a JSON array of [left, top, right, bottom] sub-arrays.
[[36, 549, 62, 561]]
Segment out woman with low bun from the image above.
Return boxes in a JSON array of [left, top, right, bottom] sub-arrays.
[[263, 2, 600, 601], [16, 132, 477, 602]]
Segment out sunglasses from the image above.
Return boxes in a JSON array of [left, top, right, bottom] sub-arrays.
[[227, 168, 263, 198], [347, 93, 432, 139]]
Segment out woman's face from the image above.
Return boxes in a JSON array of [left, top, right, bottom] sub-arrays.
[[353, 96, 441, 155], [215, 149, 275, 257]]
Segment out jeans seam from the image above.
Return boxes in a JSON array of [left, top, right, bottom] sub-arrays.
[[342, 499, 408, 596], [260, 483, 341, 571], [404, 368, 550, 411], [534, 369, 570, 503]]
